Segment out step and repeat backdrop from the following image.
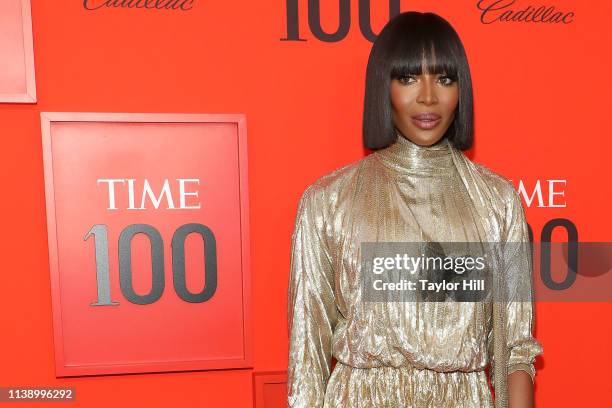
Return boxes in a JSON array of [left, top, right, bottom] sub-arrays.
[[0, 0, 610, 407]]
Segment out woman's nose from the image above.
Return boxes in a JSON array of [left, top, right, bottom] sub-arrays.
[[417, 77, 438, 105]]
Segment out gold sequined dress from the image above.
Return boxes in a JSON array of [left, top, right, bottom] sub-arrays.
[[287, 135, 543, 408]]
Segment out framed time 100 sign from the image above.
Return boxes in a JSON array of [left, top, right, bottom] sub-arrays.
[[40, 113, 252, 377]]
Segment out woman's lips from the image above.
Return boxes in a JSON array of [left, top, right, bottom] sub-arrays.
[[411, 113, 442, 130]]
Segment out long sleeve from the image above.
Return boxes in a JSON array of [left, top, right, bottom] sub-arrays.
[[287, 186, 338, 408], [495, 187, 544, 384]]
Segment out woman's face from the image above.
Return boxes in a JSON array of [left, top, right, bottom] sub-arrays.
[[389, 65, 459, 146]]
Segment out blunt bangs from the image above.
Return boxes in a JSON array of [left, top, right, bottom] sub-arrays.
[[388, 39, 459, 82]]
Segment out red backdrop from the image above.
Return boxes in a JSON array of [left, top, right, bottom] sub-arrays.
[[0, 0, 610, 406]]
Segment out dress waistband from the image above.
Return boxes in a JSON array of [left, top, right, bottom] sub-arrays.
[[333, 360, 487, 376]]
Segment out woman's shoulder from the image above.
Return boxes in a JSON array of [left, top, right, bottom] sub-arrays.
[[301, 155, 371, 199], [470, 159, 520, 206]]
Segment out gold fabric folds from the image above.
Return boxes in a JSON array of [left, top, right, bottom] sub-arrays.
[[287, 135, 543, 408]]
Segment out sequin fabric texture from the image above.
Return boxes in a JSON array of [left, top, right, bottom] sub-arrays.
[[287, 135, 543, 408]]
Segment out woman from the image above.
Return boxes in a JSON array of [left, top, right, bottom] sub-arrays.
[[287, 11, 543, 408]]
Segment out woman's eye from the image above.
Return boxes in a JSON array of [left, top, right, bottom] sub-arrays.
[[438, 76, 454, 86], [399, 75, 415, 85]]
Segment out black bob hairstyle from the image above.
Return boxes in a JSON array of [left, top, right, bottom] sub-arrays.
[[363, 12, 474, 151]]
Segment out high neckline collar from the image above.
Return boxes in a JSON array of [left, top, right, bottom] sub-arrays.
[[376, 134, 455, 175]]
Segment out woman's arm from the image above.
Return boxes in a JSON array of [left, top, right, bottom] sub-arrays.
[[287, 186, 337, 408], [501, 188, 543, 407]]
